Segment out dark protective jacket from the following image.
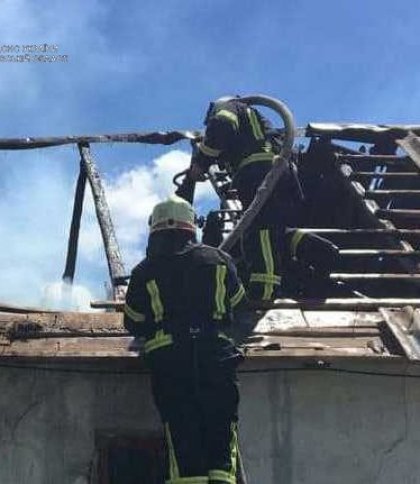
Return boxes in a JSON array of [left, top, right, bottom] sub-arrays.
[[124, 232, 246, 358], [124, 231, 246, 483], [194, 99, 275, 176]]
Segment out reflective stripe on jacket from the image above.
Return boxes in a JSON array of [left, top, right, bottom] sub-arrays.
[[194, 99, 274, 176], [124, 240, 246, 354]]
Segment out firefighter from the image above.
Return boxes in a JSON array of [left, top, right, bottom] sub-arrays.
[[124, 195, 247, 484], [189, 96, 302, 301]]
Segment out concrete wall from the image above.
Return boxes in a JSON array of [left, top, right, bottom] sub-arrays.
[[240, 370, 420, 484], [0, 365, 419, 484], [0, 367, 160, 484]]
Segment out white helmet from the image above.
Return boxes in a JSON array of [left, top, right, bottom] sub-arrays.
[[214, 95, 237, 104], [149, 195, 196, 234]]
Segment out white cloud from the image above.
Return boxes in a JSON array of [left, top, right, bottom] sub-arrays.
[[0, 145, 215, 310], [80, 149, 215, 270]]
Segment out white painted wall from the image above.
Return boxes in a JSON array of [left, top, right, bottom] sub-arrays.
[[0, 366, 418, 484], [240, 370, 418, 484]]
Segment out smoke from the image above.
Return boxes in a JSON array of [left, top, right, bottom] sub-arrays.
[[41, 280, 93, 312], [0, 148, 75, 308]]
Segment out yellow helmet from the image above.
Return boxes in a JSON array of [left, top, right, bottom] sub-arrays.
[[149, 195, 196, 234]]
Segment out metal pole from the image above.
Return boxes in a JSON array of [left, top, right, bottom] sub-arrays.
[[78, 143, 126, 300]]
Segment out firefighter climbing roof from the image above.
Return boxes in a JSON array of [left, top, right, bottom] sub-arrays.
[[0, 94, 419, 358]]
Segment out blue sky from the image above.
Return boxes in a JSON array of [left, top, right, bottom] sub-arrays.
[[0, 0, 419, 308]]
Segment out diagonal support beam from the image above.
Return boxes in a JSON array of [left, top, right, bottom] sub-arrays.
[[397, 131, 420, 171], [78, 143, 126, 300], [380, 307, 420, 361], [62, 160, 87, 283]]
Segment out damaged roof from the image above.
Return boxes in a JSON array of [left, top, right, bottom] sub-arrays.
[[1, 121, 420, 374], [0, 305, 420, 375]]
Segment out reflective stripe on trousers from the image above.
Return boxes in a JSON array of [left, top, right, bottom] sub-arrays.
[[208, 422, 238, 483], [260, 229, 275, 300], [213, 264, 227, 319], [165, 422, 209, 483]]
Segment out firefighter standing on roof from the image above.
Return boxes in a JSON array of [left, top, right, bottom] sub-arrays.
[[189, 96, 340, 300], [190, 96, 292, 301], [124, 195, 246, 484]]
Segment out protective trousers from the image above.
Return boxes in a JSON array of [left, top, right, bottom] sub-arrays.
[[232, 161, 285, 300], [242, 226, 283, 301], [150, 348, 240, 484]]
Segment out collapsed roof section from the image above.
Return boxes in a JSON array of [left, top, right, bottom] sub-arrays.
[[0, 116, 420, 370]]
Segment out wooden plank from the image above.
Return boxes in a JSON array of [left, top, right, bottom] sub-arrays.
[[380, 308, 420, 361], [0, 303, 55, 314], [340, 164, 418, 252], [366, 190, 420, 200], [339, 249, 420, 257], [0, 130, 199, 150], [0, 335, 380, 357], [338, 154, 406, 162], [0, 353, 402, 373], [253, 327, 380, 337], [303, 310, 383, 328], [0, 337, 137, 358], [377, 208, 420, 219], [350, 172, 419, 179], [255, 299, 420, 311], [397, 132, 420, 171], [254, 310, 383, 334], [4, 310, 376, 336], [246, 343, 382, 358], [253, 309, 308, 333], [289, 228, 420, 251], [307, 123, 420, 143], [0, 343, 396, 362], [62, 162, 87, 282], [261, 335, 382, 349], [240, 353, 408, 372], [289, 228, 420, 236], [92, 298, 420, 312], [366, 190, 420, 196], [0, 311, 123, 331], [331, 273, 420, 280], [343, 158, 414, 170]]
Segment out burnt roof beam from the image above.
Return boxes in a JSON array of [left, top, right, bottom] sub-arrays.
[[78, 143, 126, 301]]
